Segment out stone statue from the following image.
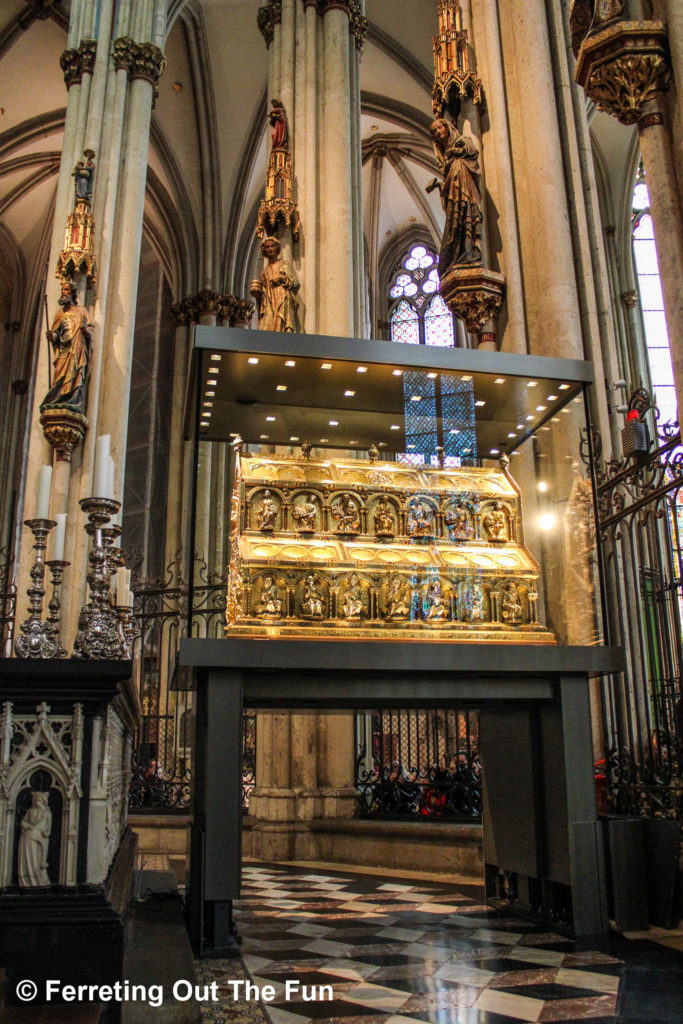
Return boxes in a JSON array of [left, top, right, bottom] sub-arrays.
[[254, 575, 283, 617], [72, 149, 95, 203], [483, 502, 508, 542], [373, 498, 396, 536], [407, 499, 435, 538], [301, 574, 324, 618], [501, 582, 523, 624], [18, 791, 51, 887], [444, 505, 473, 541], [292, 494, 317, 532], [424, 579, 450, 620], [427, 118, 483, 276], [384, 576, 410, 620], [570, 0, 625, 57], [342, 574, 365, 620], [269, 98, 289, 151], [40, 279, 92, 414], [331, 494, 360, 533], [256, 490, 278, 531], [251, 236, 301, 333]]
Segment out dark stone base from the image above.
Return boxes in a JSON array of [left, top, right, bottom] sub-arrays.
[[0, 831, 137, 1023]]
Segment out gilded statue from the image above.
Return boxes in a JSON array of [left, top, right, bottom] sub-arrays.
[[373, 498, 396, 537], [424, 578, 450, 620], [251, 236, 301, 333], [254, 575, 283, 617], [292, 493, 317, 532], [341, 574, 365, 620], [407, 499, 435, 538], [269, 98, 289, 151], [383, 576, 411, 620], [301, 574, 324, 618], [444, 505, 473, 541], [465, 582, 485, 622], [483, 502, 508, 543], [331, 493, 360, 533], [427, 118, 483, 276], [40, 279, 92, 415], [18, 791, 52, 888], [256, 490, 278, 531], [73, 149, 95, 203], [501, 582, 523, 624], [570, 0, 625, 57]]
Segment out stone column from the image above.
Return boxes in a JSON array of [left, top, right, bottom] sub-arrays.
[[302, 0, 320, 333], [165, 305, 193, 567], [320, 3, 355, 337]]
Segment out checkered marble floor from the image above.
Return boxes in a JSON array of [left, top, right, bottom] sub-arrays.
[[235, 865, 624, 1024]]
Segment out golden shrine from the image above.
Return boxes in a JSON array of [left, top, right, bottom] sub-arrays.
[[226, 448, 555, 643]]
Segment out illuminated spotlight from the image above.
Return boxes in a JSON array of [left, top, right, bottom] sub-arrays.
[[321, 363, 333, 370], [200, 421, 210, 427], [562, 408, 571, 413], [539, 513, 557, 531], [517, 423, 524, 429], [547, 394, 558, 401], [329, 420, 339, 426], [536, 405, 546, 412], [266, 416, 276, 422], [475, 400, 486, 407], [349, 440, 358, 445], [210, 354, 222, 361], [260, 434, 269, 439], [248, 357, 259, 364], [559, 383, 570, 390], [407, 444, 416, 449], [490, 449, 500, 455], [411, 395, 422, 402], [285, 360, 296, 367], [276, 385, 287, 391], [449, 429, 460, 435], [229, 432, 239, 438], [203, 402, 213, 408], [494, 378, 506, 384], [541, 426, 551, 432], [378, 442, 387, 447], [357, 366, 368, 373], [320, 438, 329, 443], [344, 390, 355, 397], [526, 380, 537, 387], [508, 432, 516, 438], [390, 425, 400, 430], [427, 372, 437, 379], [205, 390, 215, 397], [461, 375, 472, 382], [290, 436, 299, 441], [538, 481, 548, 493], [392, 369, 403, 376], [526, 415, 534, 421]]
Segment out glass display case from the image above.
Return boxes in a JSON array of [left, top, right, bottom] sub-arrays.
[[185, 326, 603, 647]]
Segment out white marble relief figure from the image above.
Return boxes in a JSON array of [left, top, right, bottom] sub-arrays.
[[18, 791, 52, 887]]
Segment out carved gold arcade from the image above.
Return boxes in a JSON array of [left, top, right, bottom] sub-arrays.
[[227, 451, 554, 643]]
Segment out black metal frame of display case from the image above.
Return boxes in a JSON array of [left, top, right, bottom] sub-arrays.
[[182, 329, 622, 956]]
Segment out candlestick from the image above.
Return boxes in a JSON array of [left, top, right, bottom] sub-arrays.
[[36, 465, 52, 519], [45, 559, 69, 658], [14, 518, 59, 658], [52, 513, 67, 562], [72, 496, 126, 660]]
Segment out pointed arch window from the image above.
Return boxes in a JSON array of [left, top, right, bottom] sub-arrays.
[[632, 166, 676, 424], [389, 244, 455, 347]]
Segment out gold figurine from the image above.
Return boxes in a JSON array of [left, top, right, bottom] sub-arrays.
[[250, 236, 301, 333], [331, 494, 360, 534], [256, 490, 278, 531]]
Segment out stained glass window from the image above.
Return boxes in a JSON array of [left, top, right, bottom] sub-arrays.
[[389, 244, 455, 347], [632, 168, 676, 425]]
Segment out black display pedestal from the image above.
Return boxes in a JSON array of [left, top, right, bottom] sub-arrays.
[[180, 638, 625, 954]]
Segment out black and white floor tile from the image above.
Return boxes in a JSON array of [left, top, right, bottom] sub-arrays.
[[234, 865, 627, 1024]]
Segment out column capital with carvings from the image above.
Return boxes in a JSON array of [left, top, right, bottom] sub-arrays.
[[258, 0, 282, 46], [60, 39, 97, 88], [315, 1, 367, 51], [171, 292, 254, 327], [574, 21, 671, 126], [113, 37, 166, 102]]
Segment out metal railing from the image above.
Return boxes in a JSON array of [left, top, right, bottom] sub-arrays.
[[355, 708, 481, 819]]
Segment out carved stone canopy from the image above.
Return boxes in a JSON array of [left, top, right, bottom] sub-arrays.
[[439, 265, 506, 335]]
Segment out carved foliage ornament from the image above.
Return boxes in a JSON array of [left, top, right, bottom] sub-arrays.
[[257, 0, 282, 46], [113, 37, 166, 103], [60, 39, 97, 87]]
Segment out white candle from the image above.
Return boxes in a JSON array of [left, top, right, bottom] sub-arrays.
[[115, 567, 126, 606], [36, 465, 52, 519], [108, 456, 116, 502], [127, 570, 135, 608], [94, 435, 111, 497], [52, 513, 67, 561]]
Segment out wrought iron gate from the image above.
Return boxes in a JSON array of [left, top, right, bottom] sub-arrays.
[[593, 419, 683, 818]]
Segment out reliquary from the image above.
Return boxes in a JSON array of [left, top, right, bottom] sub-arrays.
[[226, 450, 555, 642]]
